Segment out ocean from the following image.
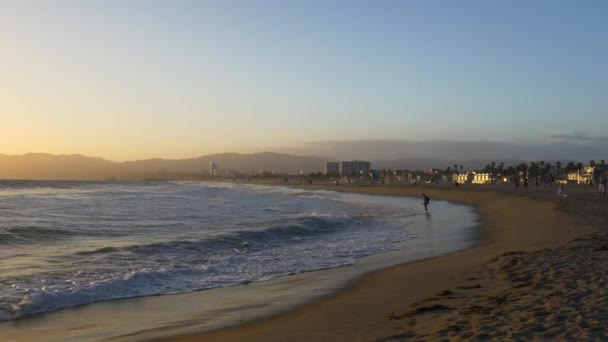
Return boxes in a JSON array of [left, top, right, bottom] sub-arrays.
[[0, 181, 478, 326]]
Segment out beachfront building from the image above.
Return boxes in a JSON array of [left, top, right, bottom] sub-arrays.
[[567, 165, 608, 184], [209, 162, 218, 177], [369, 169, 382, 182], [397, 170, 409, 183], [341, 160, 371, 177], [567, 167, 593, 184], [325, 162, 340, 176], [409, 170, 427, 184], [473, 172, 492, 184], [455, 171, 475, 184]]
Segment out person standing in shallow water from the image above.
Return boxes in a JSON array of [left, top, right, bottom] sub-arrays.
[[422, 193, 430, 211]]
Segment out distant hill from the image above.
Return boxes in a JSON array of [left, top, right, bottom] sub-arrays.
[[0, 152, 332, 180], [0, 152, 574, 181], [0, 153, 117, 180]]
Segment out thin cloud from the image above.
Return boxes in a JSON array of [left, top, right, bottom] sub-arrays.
[[545, 132, 608, 143]]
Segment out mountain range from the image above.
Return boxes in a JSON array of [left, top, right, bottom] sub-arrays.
[[0, 152, 536, 181], [0, 152, 325, 180]]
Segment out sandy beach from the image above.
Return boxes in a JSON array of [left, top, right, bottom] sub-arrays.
[[166, 183, 607, 341]]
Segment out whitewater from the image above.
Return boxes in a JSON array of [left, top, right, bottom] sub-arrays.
[[0, 181, 478, 322]]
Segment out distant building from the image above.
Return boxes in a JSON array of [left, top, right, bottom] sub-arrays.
[[325, 162, 340, 176], [567, 167, 592, 184], [472, 172, 491, 184], [409, 170, 427, 184], [341, 161, 371, 177], [209, 162, 218, 177], [370, 169, 382, 182], [568, 165, 607, 184], [455, 172, 475, 184], [397, 170, 409, 183]]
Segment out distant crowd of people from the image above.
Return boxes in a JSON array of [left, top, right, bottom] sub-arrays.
[[506, 173, 607, 198]]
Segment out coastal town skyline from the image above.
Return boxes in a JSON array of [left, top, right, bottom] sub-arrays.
[[3, 2, 608, 341], [2, 1, 607, 161]]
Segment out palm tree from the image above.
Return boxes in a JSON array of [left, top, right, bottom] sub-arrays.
[[454, 164, 458, 174], [516, 162, 528, 176], [566, 161, 576, 173], [529, 162, 537, 178], [537, 161, 544, 177], [459, 165, 464, 173], [601, 160, 606, 165], [576, 162, 584, 171]]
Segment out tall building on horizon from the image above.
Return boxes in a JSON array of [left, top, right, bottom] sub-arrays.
[[209, 162, 218, 177], [341, 160, 371, 177], [325, 162, 340, 176]]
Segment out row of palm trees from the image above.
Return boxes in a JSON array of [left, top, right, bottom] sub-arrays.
[[480, 160, 606, 179]]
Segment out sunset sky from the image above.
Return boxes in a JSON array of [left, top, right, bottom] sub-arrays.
[[2, 0, 606, 161]]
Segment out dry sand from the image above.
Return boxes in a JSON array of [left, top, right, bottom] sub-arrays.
[[162, 183, 607, 341]]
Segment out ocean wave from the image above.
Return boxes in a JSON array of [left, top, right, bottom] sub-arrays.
[[0, 213, 356, 322], [75, 213, 354, 257], [0, 227, 78, 245], [0, 267, 209, 321]]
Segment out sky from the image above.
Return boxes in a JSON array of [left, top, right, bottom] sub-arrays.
[[1, 0, 607, 161]]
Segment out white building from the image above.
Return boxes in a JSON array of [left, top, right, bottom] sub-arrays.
[[472, 172, 492, 184], [455, 172, 475, 184], [209, 162, 218, 177]]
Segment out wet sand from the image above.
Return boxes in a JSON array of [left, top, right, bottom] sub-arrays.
[[168, 183, 607, 341]]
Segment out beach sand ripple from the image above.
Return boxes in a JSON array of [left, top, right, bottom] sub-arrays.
[[398, 233, 608, 341]]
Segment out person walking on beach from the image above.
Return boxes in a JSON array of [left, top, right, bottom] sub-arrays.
[[534, 176, 539, 191], [523, 177, 529, 190], [422, 193, 430, 211], [600, 175, 607, 196], [550, 174, 555, 191], [514, 177, 520, 191]]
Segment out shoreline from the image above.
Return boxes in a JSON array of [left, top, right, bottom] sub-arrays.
[[0, 183, 478, 342], [166, 184, 602, 341]]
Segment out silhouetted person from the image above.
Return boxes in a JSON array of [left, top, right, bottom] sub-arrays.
[[422, 193, 430, 211], [534, 176, 539, 191], [550, 174, 555, 191], [523, 177, 528, 190], [514, 177, 520, 191], [558, 185, 568, 197]]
